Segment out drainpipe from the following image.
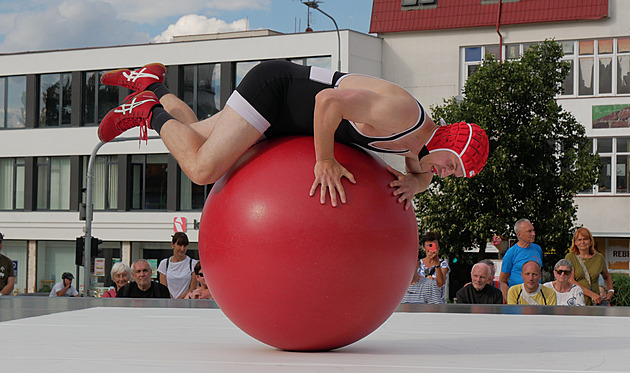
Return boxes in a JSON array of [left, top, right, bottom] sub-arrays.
[[496, 0, 503, 62]]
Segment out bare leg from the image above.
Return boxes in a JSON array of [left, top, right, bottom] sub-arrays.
[[159, 93, 199, 125], [159, 106, 263, 185]]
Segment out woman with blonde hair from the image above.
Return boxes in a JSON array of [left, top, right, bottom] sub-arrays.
[[565, 227, 613, 305]]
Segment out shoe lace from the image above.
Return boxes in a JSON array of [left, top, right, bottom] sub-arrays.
[[138, 112, 153, 147]]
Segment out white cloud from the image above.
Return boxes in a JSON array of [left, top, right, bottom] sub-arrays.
[[0, 0, 271, 53], [100, 0, 270, 25], [0, 0, 150, 53], [153, 14, 249, 43]]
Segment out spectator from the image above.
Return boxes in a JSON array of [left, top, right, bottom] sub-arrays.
[[184, 262, 212, 299], [401, 232, 449, 304], [158, 232, 198, 299], [0, 232, 15, 296], [480, 259, 501, 289], [49, 272, 80, 297], [507, 261, 556, 305], [565, 227, 613, 305], [102, 262, 132, 298], [456, 263, 503, 304], [543, 259, 585, 306], [499, 219, 543, 301], [117, 259, 171, 298]]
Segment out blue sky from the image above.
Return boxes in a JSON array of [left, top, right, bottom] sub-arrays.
[[0, 0, 374, 53]]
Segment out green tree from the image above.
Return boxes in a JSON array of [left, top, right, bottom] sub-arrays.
[[416, 40, 600, 273]]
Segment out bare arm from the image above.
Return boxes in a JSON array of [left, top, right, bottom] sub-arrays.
[[159, 273, 168, 288], [0, 277, 14, 295], [602, 267, 614, 302], [499, 272, 509, 302], [435, 263, 447, 288], [178, 273, 197, 300], [310, 88, 418, 207], [569, 270, 602, 304], [387, 157, 433, 210]]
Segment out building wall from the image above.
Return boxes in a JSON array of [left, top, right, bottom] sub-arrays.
[[378, 1, 630, 237]]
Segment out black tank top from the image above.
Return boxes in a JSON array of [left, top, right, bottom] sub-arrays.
[[334, 99, 429, 159]]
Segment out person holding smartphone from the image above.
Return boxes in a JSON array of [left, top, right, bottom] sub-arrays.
[[402, 231, 450, 304]]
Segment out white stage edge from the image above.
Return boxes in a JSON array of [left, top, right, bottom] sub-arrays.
[[2, 305, 628, 372]]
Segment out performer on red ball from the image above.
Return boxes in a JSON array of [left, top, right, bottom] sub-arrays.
[[98, 61, 489, 208]]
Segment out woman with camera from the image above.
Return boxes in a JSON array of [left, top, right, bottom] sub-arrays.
[[402, 231, 450, 304]]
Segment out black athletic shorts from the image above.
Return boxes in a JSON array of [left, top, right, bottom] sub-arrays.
[[225, 60, 346, 139]]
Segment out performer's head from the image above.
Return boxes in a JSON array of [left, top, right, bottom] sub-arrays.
[[424, 122, 489, 178]]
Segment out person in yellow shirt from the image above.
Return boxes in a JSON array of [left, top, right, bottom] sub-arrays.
[[508, 260, 556, 305]]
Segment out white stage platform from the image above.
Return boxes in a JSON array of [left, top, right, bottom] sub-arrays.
[[2, 299, 629, 372]]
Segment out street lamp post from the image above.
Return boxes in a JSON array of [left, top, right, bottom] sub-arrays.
[[302, 1, 341, 71]]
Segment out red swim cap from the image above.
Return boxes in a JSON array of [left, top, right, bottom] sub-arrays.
[[426, 122, 489, 178]]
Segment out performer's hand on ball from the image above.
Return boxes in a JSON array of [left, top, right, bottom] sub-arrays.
[[387, 166, 430, 210], [310, 159, 356, 207]]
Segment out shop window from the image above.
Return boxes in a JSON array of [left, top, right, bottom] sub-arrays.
[[39, 73, 72, 127], [0, 75, 26, 129], [0, 158, 24, 210], [36, 241, 81, 294], [1, 240, 27, 294]]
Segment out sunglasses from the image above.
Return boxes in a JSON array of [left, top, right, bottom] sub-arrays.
[[555, 269, 571, 275]]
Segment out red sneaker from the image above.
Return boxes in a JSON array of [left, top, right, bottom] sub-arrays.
[[98, 91, 159, 143], [101, 63, 166, 92]]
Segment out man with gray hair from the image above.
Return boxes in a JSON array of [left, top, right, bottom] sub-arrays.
[[456, 262, 503, 304], [499, 218, 543, 301], [117, 259, 171, 298]]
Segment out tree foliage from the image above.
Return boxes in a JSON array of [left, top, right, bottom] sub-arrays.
[[415, 40, 600, 271]]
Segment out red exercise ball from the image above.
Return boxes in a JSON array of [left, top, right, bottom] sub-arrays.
[[199, 136, 418, 351]]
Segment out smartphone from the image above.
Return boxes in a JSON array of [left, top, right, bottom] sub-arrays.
[[426, 243, 437, 252]]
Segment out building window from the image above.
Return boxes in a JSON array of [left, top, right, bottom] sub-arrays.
[[235, 61, 261, 87], [583, 137, 630, 195], [0, 75, 26, 129], [39, 73, 72, 127], [83, 155, 118, 210], [0, 157, 25, 210], [289, 56, 333, 69], [463, 38, 630, 98], [84, 71, 119, 126], [180, 171, 211, 211], [131, 154, 168, 210], [36, 241, 79, 293], [36, 156, 71, 210], [181, 63, 221, 120]]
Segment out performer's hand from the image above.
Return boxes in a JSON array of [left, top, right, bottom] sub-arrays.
[[310, 159, 356, 207], [387, 166, 430, 210]]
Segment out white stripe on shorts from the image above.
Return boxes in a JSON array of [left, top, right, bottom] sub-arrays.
[[225, 90, 271, 134], [309, 66, 335, 85]]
